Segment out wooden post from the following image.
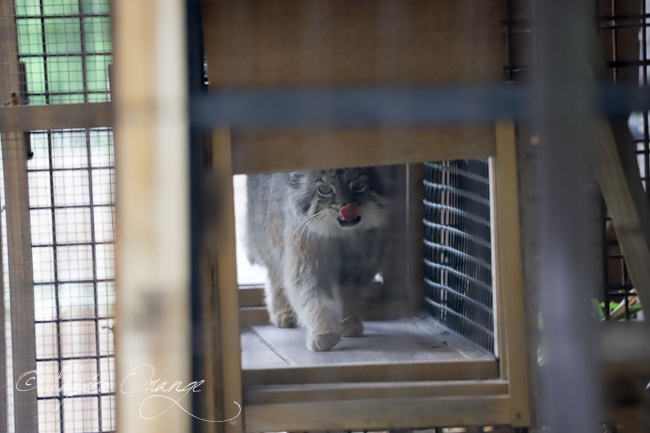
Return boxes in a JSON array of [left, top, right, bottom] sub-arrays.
[[382, 165, 410, 309], [113, 0, 190, 432], [407, 163, 425, 314], [490, 121, 530, 426], [0, 3, 38, 432], [202, 130, 244, 433], [0, 174, 5, 433]]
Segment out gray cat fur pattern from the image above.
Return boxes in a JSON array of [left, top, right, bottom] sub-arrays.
[[245, 167, 395, 351]]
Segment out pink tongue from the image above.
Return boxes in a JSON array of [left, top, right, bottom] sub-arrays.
[[339, 203, 359, 221]]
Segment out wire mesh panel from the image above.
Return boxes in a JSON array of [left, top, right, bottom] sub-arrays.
[[423, 160, 494, 353], [597, 0, 646, 320], [1, 1, 115, 432], [12, 0, 111, 105]]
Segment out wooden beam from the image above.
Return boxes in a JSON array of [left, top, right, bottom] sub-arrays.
[[0, 102, 113, 132], [243, 359, 500, 387], [237, 286, 265, 307], [588, 120, 650, 311], [203, 0, 503, 88], [231, 127, 496, 174], [406, 163, 425, 314], [0, 2, 38, 431], [239, 301, 414, 328], [489, 121, 531, 426], [245, 379, 509, 405], [113, 0, 190, 432], [206, 130, 244, 433], [240, 307, 270, 328], [381, 165, 410, 308], [244, 395, 510, 432]]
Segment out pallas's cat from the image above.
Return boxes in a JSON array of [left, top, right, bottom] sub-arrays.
[[245, 167, 394, 351]]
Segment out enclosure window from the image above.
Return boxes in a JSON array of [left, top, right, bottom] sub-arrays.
[[26, 128, 115, 433], [1, 0, 115, 432], [14, 0, 111, 105]]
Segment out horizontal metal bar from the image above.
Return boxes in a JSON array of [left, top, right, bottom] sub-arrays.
[[423, 180, 492, 207], [424, 298, 495, 338], [19, 51, 111, 58], [26, 91, 110, 97], [37, 354, 113, 362], [424, 278, 494, 314], [33, 241, 113, 248], [190, 84, 650, 128], [37, 392, 114, 401], [16, 12, 110, 19], [34, 279, 114, 286], [30, 204, 113, 211], [28, 166, 114, 173], [422, 200, 492, 226], [423, 220, 492, 249], [36, 316, 113, 324], [423, 238, 492, 270], [423, 258, 493, 292]]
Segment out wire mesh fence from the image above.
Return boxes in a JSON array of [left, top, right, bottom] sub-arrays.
[[422, 160, 494, 353], [1, 1, 114, 432], [504, 0, 647, 322], [597, 0, 647, 321]]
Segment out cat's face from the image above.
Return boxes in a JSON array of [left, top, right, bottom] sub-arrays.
[[288, 167, 394, 237]]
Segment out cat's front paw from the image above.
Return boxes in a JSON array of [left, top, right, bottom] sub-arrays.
[[271, 309, 297, 328], [341, 316, 364, 337], [307, 331, 340, 351]]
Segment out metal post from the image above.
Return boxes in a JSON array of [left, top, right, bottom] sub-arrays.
[[536, 0, 603, 432]]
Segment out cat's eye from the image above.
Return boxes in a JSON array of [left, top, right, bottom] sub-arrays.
[[317, 184, 333, 195], [351, 180, 367, 191]]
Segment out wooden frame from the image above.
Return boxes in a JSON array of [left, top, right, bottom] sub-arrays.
[[0, 102, 113, 132], [113, 0, 190, 432], [0, 3, 38, 431], [200, 1, 531, 431], [204, 122, 531, 432]]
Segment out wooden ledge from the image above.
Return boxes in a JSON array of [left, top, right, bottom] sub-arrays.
[[0, 102, 113, 132]]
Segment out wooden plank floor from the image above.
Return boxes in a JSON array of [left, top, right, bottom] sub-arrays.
[[241, 316, 493, 369]]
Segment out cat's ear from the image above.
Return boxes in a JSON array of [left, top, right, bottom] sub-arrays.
[[288, 171, 306, 188]]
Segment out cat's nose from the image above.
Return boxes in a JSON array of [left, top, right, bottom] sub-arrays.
[[339, 203, 359, 221]]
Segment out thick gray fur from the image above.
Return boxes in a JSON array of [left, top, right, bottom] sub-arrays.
[[245, 167, 395, 351]]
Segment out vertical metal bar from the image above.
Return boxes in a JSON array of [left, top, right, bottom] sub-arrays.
[[39, 0, 50, 104], [611, 0, 619, 83], [504, 0, 514, 82], [78, 0, 89, 104], [535, 0, 602, 432], [85, 128, 103, 432], [78, 1, 105, 429], [47, 130, 64, 433], [641, 0, 650, 197]]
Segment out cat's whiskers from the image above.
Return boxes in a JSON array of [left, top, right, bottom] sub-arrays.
[[294, 211, 326, 248]]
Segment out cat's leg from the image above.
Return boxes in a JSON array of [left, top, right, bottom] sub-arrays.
[[284, 281, 342, 351], [340, 291, 364, 337], [265, 271, 297, 328]]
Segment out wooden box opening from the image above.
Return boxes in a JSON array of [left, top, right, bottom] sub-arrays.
[[199, 1, 531, 430]]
